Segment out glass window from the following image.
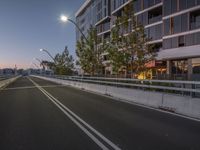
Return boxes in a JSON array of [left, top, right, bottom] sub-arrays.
[[190, 9, 200, 30], [148, 6, 162, 24], [186, 33, 195, 46], [148, 0, 154, 7], [181, 13, 188, 32], [163, 38, 172, 49], [178, 36, 185, 47], [171, 37, 178, 48], [163, 0, 171, 16], [173, 15, 181, 33], [148, 24, 162, 41], [194, 32, 200, 45], [179, 0, 187, 11], [164, 18, 170, 35], [172, 60, 188, 74], [171, 0, 177, 13], [134, 0, 142, 13], [192, 58, 200, 74], [155, 0, 162, 4], [143, 0, 148, 9], [143, 12, 148, 26], [137, 14, 142, 25], [187, 0, 196, 8]]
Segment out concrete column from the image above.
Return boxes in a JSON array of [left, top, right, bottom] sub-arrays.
[[188, 59, 193, 80]]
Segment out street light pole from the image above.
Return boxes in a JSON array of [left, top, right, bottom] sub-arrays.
[[40, 49, 56, 63], [60, 15, 88, 43]]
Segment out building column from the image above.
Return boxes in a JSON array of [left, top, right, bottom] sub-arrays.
[[188, 59, 193, 80], [167, 60, 172, 79]]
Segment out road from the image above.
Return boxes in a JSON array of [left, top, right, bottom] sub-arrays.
[[0, 76, 200, 150]]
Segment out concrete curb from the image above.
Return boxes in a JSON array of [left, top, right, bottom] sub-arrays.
[[0, 76, 21, 90]]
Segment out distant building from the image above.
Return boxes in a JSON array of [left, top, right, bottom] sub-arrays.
[[2, 68, 15, 75]]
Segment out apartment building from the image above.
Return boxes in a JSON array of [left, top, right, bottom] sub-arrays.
[[75, 0, 200, 80]]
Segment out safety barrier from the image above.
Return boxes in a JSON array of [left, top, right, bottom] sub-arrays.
[[0, 76, 20, 89], [32, 75, 200, 120]]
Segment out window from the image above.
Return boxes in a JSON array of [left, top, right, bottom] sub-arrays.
[[187, 0, 196, 8], [171, 17, 174, 34], [171, 0, 178, 13], [163, 38, 172, 49], [178, 36, 185, 47], [181, 13, 188, 32], [150, 42, 162, 52], [143, 0, 149, 9], [148, 6, 162, 24], [164, 18, 170, 35], [192, 58, 200, 74], [173, 16, 181, 33], [172, 60, 188, 74], [163, 0, 171, 16], [148, 24, 162, 41], [179, 0, 187, 11], [171, 37, 178, 48], [185, 33, 195, 46], [194, 32, 200, 45], [190, 10, 200, 30], [133, 0, 142, 13]]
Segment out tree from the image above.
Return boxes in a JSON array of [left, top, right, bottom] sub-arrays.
[[54, 46, 74, 75], [107, 0, 156, 78], [76, 27, 104, 75], [41, 60, 54, 70]]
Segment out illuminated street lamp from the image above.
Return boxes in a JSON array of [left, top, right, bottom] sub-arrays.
[[60, 15, 88, 42]]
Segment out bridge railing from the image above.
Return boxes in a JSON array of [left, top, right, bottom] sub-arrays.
[[39, 75, 200, 97]]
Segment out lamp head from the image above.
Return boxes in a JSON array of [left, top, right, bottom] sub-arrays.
[[60, 15, 68, 22]]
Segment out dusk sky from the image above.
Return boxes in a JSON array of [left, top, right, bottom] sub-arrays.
[[0, 0, 84, 69]]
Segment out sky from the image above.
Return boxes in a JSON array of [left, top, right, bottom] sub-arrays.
[[0, 0, 84, 69]]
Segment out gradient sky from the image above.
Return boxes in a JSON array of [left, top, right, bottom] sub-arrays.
[[0, 0, 84, 69]]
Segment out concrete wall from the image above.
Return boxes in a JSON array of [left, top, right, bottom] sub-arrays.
[[33, 76, 200, 120]]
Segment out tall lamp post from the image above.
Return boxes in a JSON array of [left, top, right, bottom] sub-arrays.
[[39, 49, 56, 63], [60, 15, 88, 43]]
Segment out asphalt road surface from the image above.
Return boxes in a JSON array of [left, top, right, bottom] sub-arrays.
[[0, 76, 200, 150]]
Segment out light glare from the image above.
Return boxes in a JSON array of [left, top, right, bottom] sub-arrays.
[[60, 15, 68, 22]]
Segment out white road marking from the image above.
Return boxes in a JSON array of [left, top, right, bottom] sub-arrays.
[[3, 85, 66, 91], [28, 77, 121, 150]]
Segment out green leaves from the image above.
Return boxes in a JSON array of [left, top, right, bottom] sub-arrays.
[[76, 27, 104, 75], [107, 1, 156, 77], [54, 46, 74, 75]]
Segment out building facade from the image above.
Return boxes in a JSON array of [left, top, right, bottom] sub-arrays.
[[75, 0, 200, 80]]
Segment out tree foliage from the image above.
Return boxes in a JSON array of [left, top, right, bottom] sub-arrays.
[[41, 46, 74, 75], [107, 0, 156, 77], [54, 46, 74, 75], [76, 27, 104, 75]]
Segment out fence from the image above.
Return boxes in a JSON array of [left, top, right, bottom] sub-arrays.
[[40, 74, 200, 97]]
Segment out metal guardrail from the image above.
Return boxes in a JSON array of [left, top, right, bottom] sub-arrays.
[[39, 75, 200, 97]]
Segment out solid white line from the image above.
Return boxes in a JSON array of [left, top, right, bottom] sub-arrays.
[[28, 77, 121, 150], [3, 85, 66, 91], [32, 76, 200, 122]]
